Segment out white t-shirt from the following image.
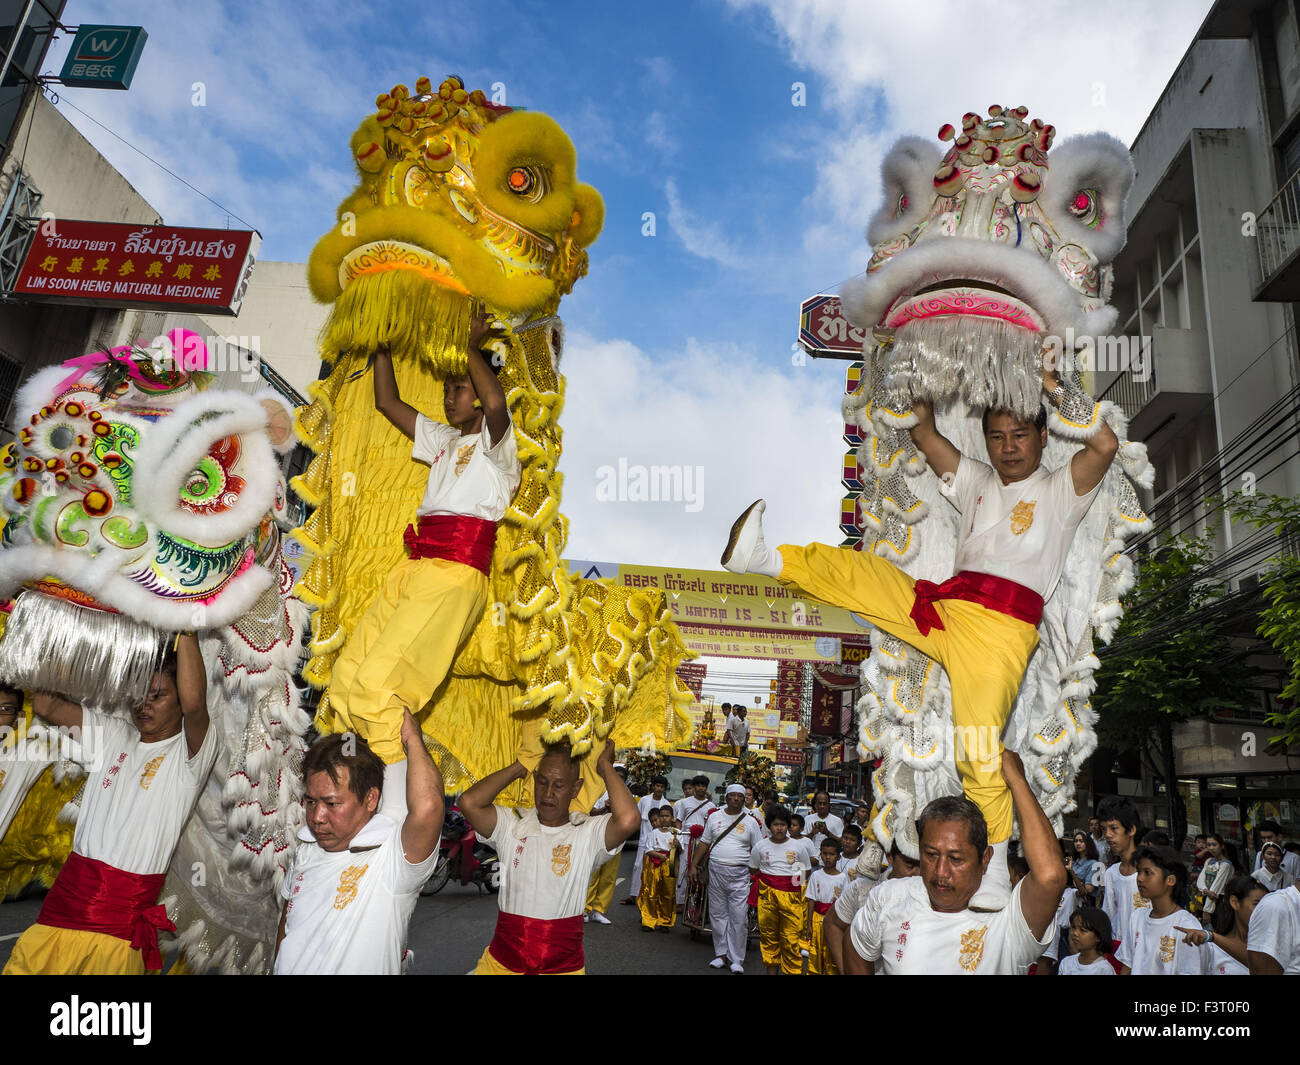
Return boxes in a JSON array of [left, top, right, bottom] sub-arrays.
[[1058, 953, 1115, 975], [636, 793, 667, 848], [806, 812, 844, 851], [725, 713, 750, 746], [74, 709, 217, 875], [676, 796, 716, 832], [489, 805, 619, 920], [645, 827, 676, 854], [833, 870, 883, 923], [850, 875, 1050, 974], [701, 808, 762, 866], [1201, 942, 1248, 976], [807, 868, 848, 907], [943, 456, 1101, 600], [1253, 847, 1300, 879], [1042, 886, 1077, 963], [788, 836, 818, 872], [1101, 861, 1148, 959], [1247, 884, 1300, 973], [0, 723, 79, 837], [412, 413, 520, 520], [1123, 907, 1202, 974], [275, 814, 437, 974], [1252, 866, 1297, 892], [749, 837, 809, 880]]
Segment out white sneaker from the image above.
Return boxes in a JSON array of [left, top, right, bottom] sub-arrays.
[[709, 956, 727, 969], [590, 911, 611, 925], [729, 962, 745, 974], [721, 500, 780, 577], [583, 914, 590, 923], [969, 839, 1011, 912]]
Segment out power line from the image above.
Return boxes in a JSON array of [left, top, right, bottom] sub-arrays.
[[48, 89, 257, 231]]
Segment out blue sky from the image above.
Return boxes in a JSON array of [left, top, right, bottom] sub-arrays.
[[48, 0, 1217, 569]]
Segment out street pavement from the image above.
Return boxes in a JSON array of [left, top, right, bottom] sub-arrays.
[[0, 849, 767, 975]]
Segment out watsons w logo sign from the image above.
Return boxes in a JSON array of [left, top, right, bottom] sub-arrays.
[[59, 25, 148, 90]]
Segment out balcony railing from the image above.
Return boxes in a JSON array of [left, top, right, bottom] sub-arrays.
[[1099, 360, 1158, 423], [1255, 166, 1300, 300]]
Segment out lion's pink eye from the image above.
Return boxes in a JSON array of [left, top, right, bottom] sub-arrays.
[[1069, 189, 1100, 227], [898, 194, 909, 215]]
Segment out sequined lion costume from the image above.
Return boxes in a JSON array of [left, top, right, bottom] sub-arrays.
[[840, 106, 1153, 856], [292, 76, 692, 806], [0, 333, 311, 973]]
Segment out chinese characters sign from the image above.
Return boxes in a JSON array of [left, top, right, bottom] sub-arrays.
[[59, 26, 148, 90], [13, 221, 260, 315]]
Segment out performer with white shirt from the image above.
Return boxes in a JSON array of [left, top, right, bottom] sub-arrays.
[[722, 364, 1116, 911], [1248, 881, 1300, 974], [460, 740, 640, 974], [724, 706, 750, 754], [625, 775, 669, 905], [691, 783, 762, 973], [327, 309, 521, 808], [273, 709, 441, 974], [3, 634, 217, 975], [673, 776, 716, 907], [748, 806, 807, 974], [845, 750, 1066, 974], [826, 843, 917, 973], [806, 790, 844, 852]]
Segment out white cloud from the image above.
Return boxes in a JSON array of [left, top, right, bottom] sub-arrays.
[[638, 56, 676, 88], [558, 329, 849, 569], [645, 110, 674, 156], [664, 177, 746, 269]]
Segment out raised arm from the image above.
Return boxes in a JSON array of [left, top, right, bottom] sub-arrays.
[[596, 741, 642, 851], [373, 348, 418, 440], [465, 314, 509, 445], [174, 633, 209, 758], [908, 400, 961, 482], [31, 690, 83, 731], [1005, 750, 1067, 940], [399, 709, 444, 864], [1043, 367, 1118, 495], [458, 757, 527, 840]]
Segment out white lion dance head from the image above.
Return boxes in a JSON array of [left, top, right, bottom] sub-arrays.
[[839, 105, 1154, 855]]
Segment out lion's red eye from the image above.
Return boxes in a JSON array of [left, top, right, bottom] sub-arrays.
[[507, 167, 534, 194], [1069, 189, 1101, 228]]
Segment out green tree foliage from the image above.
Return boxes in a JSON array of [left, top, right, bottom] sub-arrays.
[[1093, 532, 1252, 758], [1219, 491, 1300, 746]]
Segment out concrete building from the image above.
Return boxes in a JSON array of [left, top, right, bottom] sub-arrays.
[[1089, 0, 1300, 853]]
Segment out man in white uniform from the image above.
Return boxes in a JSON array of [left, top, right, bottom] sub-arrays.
[[1248, 882, 1300, 975], [722, 363, 1117, 911], [3, 634, 217, 975], [624, 774, 669, 905], [806, 789, 844, 852], [273, 708, 442, 974], [691, 783, 762, 973], [673, 776, 716, 907], [461, 740, 640, 974], [725, 707, 750, 754], [844, 750, 1066, 974]]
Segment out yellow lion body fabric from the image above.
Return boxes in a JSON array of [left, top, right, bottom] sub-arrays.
[[293, 77, 691, 805]]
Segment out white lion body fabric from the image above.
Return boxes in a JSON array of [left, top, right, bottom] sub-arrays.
[[836, 107, 1153, 855]]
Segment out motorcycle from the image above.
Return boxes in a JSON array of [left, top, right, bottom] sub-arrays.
[[421, 805, 501, 895]]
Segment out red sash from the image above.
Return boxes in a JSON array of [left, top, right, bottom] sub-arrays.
[[812, 901, 834, 915], [37, 852, 174, 971], [909, 570, 1044, 636], [748, 872, 802, 906], [403, 514, 497, 575], [487, 912, 585, 974]]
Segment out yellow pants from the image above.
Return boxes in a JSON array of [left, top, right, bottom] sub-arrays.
[[329, 557, 488, 764], [806, 907, 837, 975], [778, 544, 1039, 844], [638, 858, 677, 929], [756, 883, 804, 974], [472, 947, 584, 975], [586, 853, 619, 916], [2, 924, 152, 975]]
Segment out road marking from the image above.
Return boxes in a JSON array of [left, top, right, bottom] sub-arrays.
[[0, 932, 23, 943]]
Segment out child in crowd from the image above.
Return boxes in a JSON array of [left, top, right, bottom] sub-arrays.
[[805, 839, 847, 975], [748, 806, 806, 975], [1122, 845, 1201, 974], [1008, 854, 1030, 889], [1097, 795, 1147, 960], [789, 813, 818, 872], [1058, 907, 1119, 975], [1253, 841, 1296, 892], [838, 823, 863, 874], [1179, 875, 1267, 975], [1196, 832, 1234, 922], [639, 808, 678, 932]]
